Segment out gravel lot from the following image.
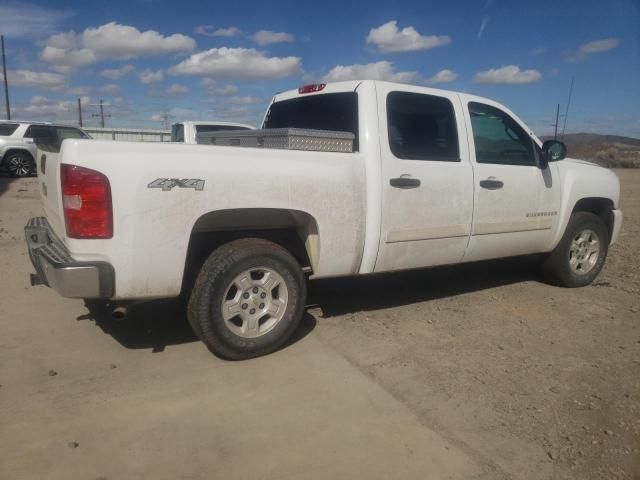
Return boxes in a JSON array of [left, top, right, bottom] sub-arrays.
[[1, 170, 638, 480]]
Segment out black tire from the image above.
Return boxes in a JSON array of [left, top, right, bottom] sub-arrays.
[[5, 151, 36, 177], [543, 212, 609, 287], [187, 238, 306, 360]]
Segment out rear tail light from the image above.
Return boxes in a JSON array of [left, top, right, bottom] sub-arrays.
[[61, 164, 113, 239], [298, 83, 326, 94]]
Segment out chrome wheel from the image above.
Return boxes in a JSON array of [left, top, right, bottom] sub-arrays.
[[7, 154, 34, 177], [221, 267, 288, 339], [569, 229, 600, 274]]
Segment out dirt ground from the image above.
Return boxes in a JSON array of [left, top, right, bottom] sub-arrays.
[[1, 170, 638, 480]]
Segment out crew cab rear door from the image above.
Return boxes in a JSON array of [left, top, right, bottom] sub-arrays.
[[374, 84, 474, 272]]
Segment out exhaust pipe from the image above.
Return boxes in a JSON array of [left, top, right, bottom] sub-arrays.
[[111, 306, 127, 320]]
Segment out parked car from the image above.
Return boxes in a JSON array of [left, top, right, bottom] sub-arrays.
[[0, 122, 91, 177], [26, 80, 622, 360], [171, 121, 254, 144]]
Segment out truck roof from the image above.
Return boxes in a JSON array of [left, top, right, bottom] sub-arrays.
[[173, 120, 254, 129]]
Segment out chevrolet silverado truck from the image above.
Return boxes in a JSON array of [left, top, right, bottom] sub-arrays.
[[171, 121, 254, 144], [25, 80, 622, 360]]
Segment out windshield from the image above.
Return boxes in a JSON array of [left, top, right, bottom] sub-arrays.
[[171, 124, 185, 142], [263, 92, 359, 150]]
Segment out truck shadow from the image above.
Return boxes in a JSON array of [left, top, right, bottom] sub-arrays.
[[83, 298, 317, 354], [83, 256, 541, 354], [308, 256, 543, 318]]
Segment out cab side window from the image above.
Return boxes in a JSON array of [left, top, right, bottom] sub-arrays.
[[387, 92, 459, 161], [468, 102, 535, 166]]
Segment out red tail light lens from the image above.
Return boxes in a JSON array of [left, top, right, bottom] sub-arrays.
[[298, 83, 326, 94], [61, 164, 113, 239]]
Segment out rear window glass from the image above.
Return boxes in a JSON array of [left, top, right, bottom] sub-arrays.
[[196, 125, 252, 134], [387, 92, 459, 161], [0, 123, 19, 136], [171, 124, 185, 142], [263, 92, 359, 151]]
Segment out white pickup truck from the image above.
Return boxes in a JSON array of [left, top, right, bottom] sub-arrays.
[[171, 121, 254, 144], [26, 80, 622, 359]]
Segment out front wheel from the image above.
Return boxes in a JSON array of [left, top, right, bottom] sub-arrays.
[[5, 151, 36, 177], [187, 238, 306, 360], [543, 212, 609, 287]]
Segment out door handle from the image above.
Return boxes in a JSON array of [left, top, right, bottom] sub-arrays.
[[390, 175, 421, 189], [479, 178, 504, 190]]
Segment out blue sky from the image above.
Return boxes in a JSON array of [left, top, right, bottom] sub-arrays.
[[0, 0, 638, 137]]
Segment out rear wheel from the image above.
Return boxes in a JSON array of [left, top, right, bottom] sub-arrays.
[[187, 238, 306, 360], [5, 151, 35, 177], [543, 212, 609, 287]]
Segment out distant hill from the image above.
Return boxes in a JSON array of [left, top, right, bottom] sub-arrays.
[[542, 133, 640, 168]]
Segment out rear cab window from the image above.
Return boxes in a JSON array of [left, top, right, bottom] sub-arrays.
[[0, 123, 19, 136], [263, 92, 359, 151]]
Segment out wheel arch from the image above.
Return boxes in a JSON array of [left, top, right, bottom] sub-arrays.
[[571, 197, 615, 241], [182, 208, 320, 294]]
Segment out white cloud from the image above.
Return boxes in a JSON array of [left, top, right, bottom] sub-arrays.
[[473, 65, 541, 84], [40, 22, 196, 70], [425, 69, 458, 84], [100, 64, 135, 80], [0, 2, 73, 38], [530, 47, 546, 56], [477, 16, 490, 40], [67, 85, 91, 96], [195, 25, 242, 37], [205, 84, 239, 96], [170, 47, 302, 80], [150, 114, 164, 122], [570, 38, 619, 61], [226, 96, 264, 105], [0, 69, 67, 90], [98, 83, 121, 95], [366, 21, 451, 53], [22, 95, 90, 116], [251, 30, 294, 46], [322, 61, 418, 83], [137, 69, 164, 84], [166, 83, 190, 96]]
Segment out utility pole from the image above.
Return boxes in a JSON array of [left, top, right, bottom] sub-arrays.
[[1, 35, 11, 120], [77, 98, 83, 127], [553, 103, 560, 139], [90, 99, 111, 128]]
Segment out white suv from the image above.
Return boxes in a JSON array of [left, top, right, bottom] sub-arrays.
[[0, 122, 91, 177]]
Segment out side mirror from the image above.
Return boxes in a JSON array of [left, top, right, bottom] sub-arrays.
[[541, 140, 567, 162]]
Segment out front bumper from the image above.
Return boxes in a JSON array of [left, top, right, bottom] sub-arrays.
[[25, 217, 114, 299]]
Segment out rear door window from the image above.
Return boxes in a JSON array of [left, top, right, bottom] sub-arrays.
[[0, 123, 19, 136], [387, 92, 459, 161]]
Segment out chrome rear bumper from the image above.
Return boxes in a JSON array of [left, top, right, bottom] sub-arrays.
[[25, 217, 114, 299]]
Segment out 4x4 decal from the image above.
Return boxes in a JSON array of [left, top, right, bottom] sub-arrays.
[[148, 178, 205, 191]]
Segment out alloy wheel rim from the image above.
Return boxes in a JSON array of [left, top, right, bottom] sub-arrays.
[[8, 156, 32, 176], [568, 229, 600, 274], [221, 267, 289, 339]]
